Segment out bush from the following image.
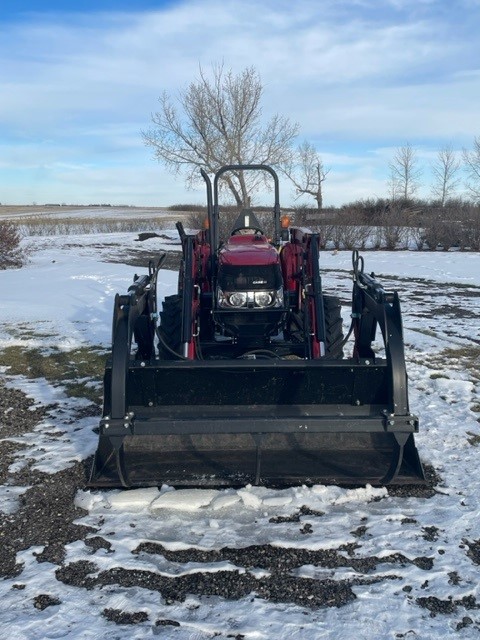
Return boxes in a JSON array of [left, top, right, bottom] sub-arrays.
[[374, 207, 410, 250], [421, 203, 480, 251], [18, 216, 166, 237], [462, 207, 480, 250], [291, 203, 318, 226], [341, 197, 390, 223], [0, 222, 27, 269], [168, 203, 207, 212], [170, 197, 480, 251]]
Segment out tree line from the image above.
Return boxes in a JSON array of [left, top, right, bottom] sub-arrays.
[[292, 198, 480, 251], [3, 62, 480, 270], [387, 141, 480, 206]]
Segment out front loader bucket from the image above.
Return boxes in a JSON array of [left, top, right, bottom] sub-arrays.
[[89, 358, 425, 488], [89, 244, 425, 490]]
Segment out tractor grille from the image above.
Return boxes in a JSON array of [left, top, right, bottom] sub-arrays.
[[218, 264, 283, 291]]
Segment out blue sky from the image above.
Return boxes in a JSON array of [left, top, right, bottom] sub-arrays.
[[1, 0, 479, 206]]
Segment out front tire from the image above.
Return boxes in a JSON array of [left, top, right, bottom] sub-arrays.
[[158, 294, 182, 359], [323, 295, 344, 359]]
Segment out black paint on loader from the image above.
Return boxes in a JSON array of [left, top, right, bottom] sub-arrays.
[[89, 165, 425, 488]]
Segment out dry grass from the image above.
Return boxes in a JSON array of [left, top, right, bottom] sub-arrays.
[[0, 205, 192, 237], [0, 345, 106, 403], [17, 216, 168, 236]]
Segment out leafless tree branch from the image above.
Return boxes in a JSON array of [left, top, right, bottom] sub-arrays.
[[463, 136, 480, 202], [282, 141, 330, 210], [388, 142, 423, 201], [430, 145, 461, 205], [142, 64, 299, 206]]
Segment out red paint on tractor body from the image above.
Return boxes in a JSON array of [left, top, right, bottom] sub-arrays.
[[218, 235, 280, 267]]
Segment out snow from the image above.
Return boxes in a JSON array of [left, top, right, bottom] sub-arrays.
[[0, 485, 29, 515], [0, 232, 178, 350], [0, 205, 177, 223], [150, 489, 219, 512], [1, 230, 480, 638]]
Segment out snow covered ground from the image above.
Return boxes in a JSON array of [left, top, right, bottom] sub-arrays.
[[0, 205, 175, 221], [1, 231, 479, 639]]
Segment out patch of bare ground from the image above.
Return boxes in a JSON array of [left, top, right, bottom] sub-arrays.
[[57, 559, 375, 609], [463, 539, 480, 565], [55, 537, 434, 611], [106, 248, 182, 270], [0, 460, 94, 578], [132, 541, 434, 574], [0, 380, 450, 616], [0, 380, 94, 578], [416, 594, 479, 617], [0, 382, 47, 485]]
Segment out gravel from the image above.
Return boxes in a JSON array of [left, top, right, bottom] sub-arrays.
[[0, 381, 94, 578], [0, 377, 471, 625]]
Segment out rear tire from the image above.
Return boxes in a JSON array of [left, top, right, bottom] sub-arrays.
[[323, 295, 344, 359], [158, 294, 182, 359]]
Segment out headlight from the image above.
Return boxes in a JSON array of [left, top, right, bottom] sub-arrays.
[[254, 291, 273, 308], [217, 288, 284, 309], [228, 292, 247, 307]]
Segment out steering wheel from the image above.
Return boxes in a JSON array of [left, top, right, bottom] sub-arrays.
[[231, 226, 265, 236]]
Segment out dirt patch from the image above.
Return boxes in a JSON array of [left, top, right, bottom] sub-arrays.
[[102, 608, 149, 625], [269, 504, 325, 523], [33, 594, 62, 610], [132, 541, 434, 575], [416, 594, 479, 617], [57, 560, 360, 609], [0, 382, 46, 440], [0, 381, 47, 485], [464, 539, 480, 565], [0, 379, 95, 578], [0, 460, 94, 578], [106, 248, 182, 270], [422, 526, 440, 542]]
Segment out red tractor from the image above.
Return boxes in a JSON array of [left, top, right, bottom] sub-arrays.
[[90, 165, 424, 488], [158, 165, 343, 363]]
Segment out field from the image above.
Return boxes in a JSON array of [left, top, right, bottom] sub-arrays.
[[0, 217, 480, 639]]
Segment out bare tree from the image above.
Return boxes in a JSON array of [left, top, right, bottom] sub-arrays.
[[283, 141, 330, 210], [430, 145, 461, 205], [386, 167, 401, 202], [388, 143, 423, 201], [463, 136, 480, 202], [142, 64, 299, 207]]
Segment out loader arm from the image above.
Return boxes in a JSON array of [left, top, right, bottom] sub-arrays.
[[351, 249, 410, 416], [94, 255, 165, 487], [89, 164, 425, 490]]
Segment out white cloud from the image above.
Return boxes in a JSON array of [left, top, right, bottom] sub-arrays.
[[0, 0, 479, 205]]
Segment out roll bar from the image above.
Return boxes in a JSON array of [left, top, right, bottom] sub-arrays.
[[201, 164, 281, 248]]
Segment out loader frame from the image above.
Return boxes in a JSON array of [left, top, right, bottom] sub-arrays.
[[89, 166, 425, 488]]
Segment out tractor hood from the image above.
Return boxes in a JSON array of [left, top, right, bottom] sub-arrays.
[[219, 235, 280, 267]]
